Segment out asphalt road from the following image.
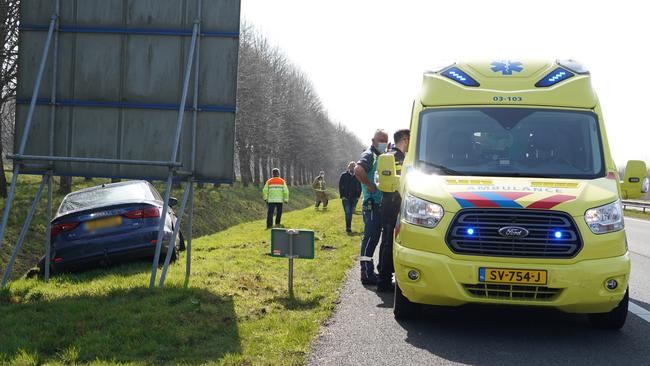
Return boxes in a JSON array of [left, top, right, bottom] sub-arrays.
[[308, 217, 650, 366]]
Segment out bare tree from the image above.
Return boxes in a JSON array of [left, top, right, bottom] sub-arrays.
[[234, 24, 364, 188], [0, 0, 19, 198]]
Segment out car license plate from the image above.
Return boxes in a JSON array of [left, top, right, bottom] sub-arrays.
[[85, 216, 122, 231], [479, 267, 547, 285]]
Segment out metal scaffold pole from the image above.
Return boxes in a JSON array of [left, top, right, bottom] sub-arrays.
[[149, 9, 200, 288], [0, 8, 58, 276]]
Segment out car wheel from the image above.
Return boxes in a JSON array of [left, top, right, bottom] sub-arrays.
[[588, 288, 628, 330], [394, 280, 420, 320]]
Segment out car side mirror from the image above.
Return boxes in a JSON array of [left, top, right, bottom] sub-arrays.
[[377, 154, 398, 193], [168, 197, 179, 207], [620, 160, 648, 199]]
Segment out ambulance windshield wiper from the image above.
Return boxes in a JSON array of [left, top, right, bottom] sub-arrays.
[[418, 161, 465, 176]]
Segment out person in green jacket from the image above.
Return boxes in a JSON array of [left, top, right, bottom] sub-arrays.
[[263, 168, 289, 229]]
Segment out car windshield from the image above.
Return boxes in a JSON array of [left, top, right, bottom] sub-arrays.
[[58, 182, 159, 215], [417, 108, 604, 179]]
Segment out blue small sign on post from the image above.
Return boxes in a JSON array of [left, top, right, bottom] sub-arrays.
[[271, 228, 315, 298]]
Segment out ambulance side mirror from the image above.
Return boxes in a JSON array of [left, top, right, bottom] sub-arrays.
[[377, 154, 398, 193], [620, 160, 649, 199]]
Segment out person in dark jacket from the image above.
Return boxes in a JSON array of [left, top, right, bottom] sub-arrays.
[[338, 162, 362, 233]]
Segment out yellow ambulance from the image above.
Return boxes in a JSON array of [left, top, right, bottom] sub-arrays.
[[378, 60, 648, 329]]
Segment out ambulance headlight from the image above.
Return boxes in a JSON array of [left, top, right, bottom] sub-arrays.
[[585, 200, 624, 234], [642, 177, 649, 193], [402, 195, 444, 228]]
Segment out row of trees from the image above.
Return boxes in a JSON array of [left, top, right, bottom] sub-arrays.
[[0, 0, 19, 197], [235, 25, 364, 187]]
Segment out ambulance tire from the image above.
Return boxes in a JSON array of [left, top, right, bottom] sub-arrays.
[[588, 288, 628, 330], [394, 280, 420, 320]]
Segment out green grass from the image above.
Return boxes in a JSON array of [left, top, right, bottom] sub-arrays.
[[0, 175, 331, 279], [624, 209, 650, 221], [0, 201, 361, 365]]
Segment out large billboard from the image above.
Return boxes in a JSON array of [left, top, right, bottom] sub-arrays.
[[15, 0, 240, 183]]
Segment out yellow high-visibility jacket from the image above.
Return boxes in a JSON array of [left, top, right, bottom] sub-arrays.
[[263, 177, 289, 203]]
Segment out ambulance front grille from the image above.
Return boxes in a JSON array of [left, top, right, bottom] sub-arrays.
[[464, 283, 562, 301], [445, 209, 582, 258]]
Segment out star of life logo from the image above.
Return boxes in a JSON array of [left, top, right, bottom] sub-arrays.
[[490, 60, 524, 75]]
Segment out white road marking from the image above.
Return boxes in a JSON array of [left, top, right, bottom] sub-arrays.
[[629, 301, 650, 323]]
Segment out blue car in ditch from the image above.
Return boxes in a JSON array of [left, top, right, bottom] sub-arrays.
[[39, 180, 184, 274]]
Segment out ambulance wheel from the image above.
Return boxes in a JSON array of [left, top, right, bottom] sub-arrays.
[[394, 280, 420, 320], [588, 288, 628, 330]]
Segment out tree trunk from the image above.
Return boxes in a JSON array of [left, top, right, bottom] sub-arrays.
[[288, 162, 294, 186], [59, 176, 72, 194], [300, 165, 306, 185], [238, 145, 253, 187], [261, 154, 269, 182], [252, 148, 260, 186], [280, 159, 288, 186], [0, 159, 7, 198]]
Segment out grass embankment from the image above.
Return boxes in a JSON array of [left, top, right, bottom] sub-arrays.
[[624, 209, 650, 221], [0, 200, 360, 365], [0, 175, 329, 278]]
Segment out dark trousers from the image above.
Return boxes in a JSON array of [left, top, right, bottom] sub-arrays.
[[267, 203, 283, 228], [342, 198, 357, 231], [315, 191, 329, 208], [379, 194, 401, 286], [360, 203, 382, 280]]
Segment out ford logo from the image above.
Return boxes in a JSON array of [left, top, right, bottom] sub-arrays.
[[498, 226, 529, 238]]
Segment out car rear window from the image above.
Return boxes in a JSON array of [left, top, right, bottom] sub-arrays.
[[58, 182, 158, 215]]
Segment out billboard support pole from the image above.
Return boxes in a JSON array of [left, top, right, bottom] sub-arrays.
[[43, 0, 60, 283], [149, 17, 199, 289], [17, 14, 57, 156], [149, 173, 174, 288], [159, 178, 192, 286], [1, 176, 47, 286], [0, 8, 57, 270], [185, 0, 202, 287], [49, 0, 60, 156], [43, 173, 53, 282], [185, 182, 193, 286]]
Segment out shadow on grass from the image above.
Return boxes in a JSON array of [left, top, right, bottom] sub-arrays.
[[0, 285, 240, 364], [271, 294, 325, 310]]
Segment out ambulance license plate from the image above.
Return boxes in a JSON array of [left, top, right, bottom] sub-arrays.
[[479, 267, 547, 285]]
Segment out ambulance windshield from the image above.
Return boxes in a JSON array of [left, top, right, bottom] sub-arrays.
[[417, 108, 604, 179]]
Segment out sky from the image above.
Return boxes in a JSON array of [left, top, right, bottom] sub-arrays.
[[241, 0, 650, 166]]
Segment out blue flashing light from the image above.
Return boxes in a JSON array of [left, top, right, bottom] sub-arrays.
[[535, 67, 575, 87], [441, 67, 480, 87], [466, 228, 475, 236], [557, 59, 590, 74], [554, 231, 562, 239]]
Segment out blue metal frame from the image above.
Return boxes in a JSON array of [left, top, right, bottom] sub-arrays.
[[16, 98, 236, 113], [20, 24, 238, 38]]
